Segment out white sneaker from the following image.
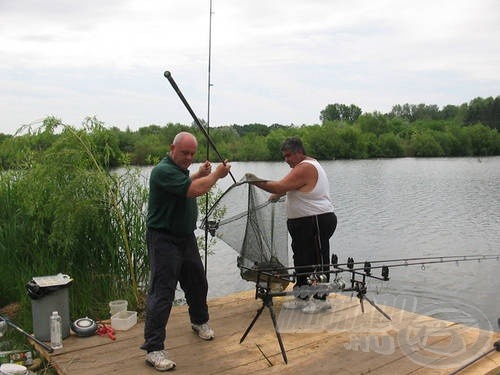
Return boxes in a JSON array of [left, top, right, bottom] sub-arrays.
[[302, 299, 331, 314], [145, 350, 176, 371], [191, 322, 215, 340], [282, 297, 308, 310]]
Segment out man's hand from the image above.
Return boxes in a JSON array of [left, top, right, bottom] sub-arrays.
[[198, 160, 212, 177], [245, 173, 259, 182], [214, 160, 231, 178], [269, 193, 284, 202], [245, 173, 268, 183], [187, 160, 231, 197]]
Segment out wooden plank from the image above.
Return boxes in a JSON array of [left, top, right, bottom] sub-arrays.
[[39, 290, 499, 374], [232, 296, 424, 374]]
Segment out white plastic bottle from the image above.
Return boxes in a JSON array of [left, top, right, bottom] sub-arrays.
[[50, 311, 63, 349]]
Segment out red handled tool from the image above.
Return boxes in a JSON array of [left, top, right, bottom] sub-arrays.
[[97, 323, 115, 340]]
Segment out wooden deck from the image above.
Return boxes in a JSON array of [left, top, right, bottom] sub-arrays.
[[35, 290, 499, 374]]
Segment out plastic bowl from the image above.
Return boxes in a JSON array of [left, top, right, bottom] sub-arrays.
[[109, 300, 128, 316], [111, 311, 137, 331]]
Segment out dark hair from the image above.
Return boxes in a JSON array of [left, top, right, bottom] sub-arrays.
[[280, 137, 306, 154]]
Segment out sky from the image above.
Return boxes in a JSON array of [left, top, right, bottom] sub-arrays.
[[1, 0, 499, 135]]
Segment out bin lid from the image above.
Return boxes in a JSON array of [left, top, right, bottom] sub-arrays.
[[32, 273, 72, 287], [26, 273, 73, 300]]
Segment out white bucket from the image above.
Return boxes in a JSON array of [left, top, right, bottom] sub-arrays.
[[0, 363, 28, 375], [109, 300, 128, 316]]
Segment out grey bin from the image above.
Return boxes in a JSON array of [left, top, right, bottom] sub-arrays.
[[26, 274, 72, 342]]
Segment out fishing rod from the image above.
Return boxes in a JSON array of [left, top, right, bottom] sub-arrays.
[[449, 340, 500, 375], [239, 253, 499, 365], [206, 0, 214, 158], [238, 252, 500, 308], [163, 70, 236, 184], [240, 253, 500, 316], [243, 254, 500, 277], [331, 254, 500, 268], [448, 318, 500, 375], [0, 314, 54, 353], [203, 0, 215, 276]]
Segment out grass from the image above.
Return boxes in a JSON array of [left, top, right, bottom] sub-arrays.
[[0, 122, 149, 331]]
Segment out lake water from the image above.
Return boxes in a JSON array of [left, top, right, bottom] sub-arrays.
[[142, 157, 500, 331]]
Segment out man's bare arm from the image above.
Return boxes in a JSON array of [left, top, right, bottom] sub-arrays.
[[187, 160, 231, 197], [253, 163, 316, 194]]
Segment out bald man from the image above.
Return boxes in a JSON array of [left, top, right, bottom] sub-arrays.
[[141, 132, 231, 371]]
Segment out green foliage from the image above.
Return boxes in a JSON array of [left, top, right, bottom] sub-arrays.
[[196, 188, 226, 256], [465, 96, 500, 129], [236, 134, 271, 161], [265, 131, 288, 160], [0, 135, 34, 169], [132, 134, 166, 165], [335, 126, 367, 159], [463, 123, 498, 155], [390, 103, 442, 121], [1, 95, 499, 168], [304, 125, 336, 159], [0, 132, 11, 144], [0, 171, 29, 306], [377, 133, 405, 157], [357, 113, 390, 136], [320, 103, 362, 124], [409, 132, 445, 157], [233, 123, 270, 137], [0, 123, 149, 330]]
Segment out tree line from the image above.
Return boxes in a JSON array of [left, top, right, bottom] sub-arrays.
[[1, 96, 499, 170]]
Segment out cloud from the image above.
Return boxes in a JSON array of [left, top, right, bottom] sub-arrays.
[[0, 0, 499, 134]]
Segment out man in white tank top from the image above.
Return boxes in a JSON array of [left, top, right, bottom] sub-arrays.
[[252, 137, 337, 314]]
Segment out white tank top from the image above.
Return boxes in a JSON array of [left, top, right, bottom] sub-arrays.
[[286, 159, 334, 219]]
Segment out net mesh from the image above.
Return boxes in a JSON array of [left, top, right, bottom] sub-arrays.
[[201, 175, 289, 288]]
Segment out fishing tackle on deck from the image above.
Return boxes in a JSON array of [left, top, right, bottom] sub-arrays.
[[199, 173, 500, 364]]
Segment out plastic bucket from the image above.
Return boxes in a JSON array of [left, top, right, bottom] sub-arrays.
[[27, 274, 72, 341], [109, 300, 128, 316], [0, 363, 28, 375]]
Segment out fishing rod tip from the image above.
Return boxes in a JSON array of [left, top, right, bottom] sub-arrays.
[[164, 71, 171, 78]]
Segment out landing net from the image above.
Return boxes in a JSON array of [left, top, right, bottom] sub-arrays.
[[201, 174, 290, 289]]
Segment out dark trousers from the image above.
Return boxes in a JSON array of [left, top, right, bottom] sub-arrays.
[[141, 228, 209, 352], [287, 212, 337, 296]]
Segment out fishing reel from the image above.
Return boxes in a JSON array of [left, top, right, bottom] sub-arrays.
[[333, 277, 346, 291], [307, 273, 328, 285]]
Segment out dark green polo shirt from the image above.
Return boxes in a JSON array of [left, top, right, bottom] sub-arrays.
[[147, 156, 198, 236]]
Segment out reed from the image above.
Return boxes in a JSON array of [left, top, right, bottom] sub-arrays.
[[0, 122, 149, 329]]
